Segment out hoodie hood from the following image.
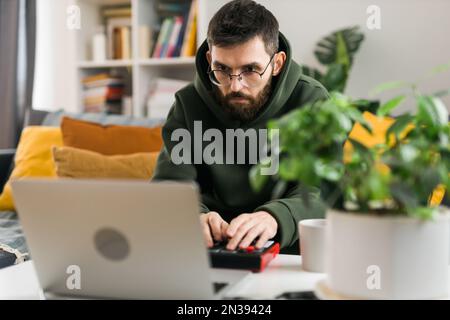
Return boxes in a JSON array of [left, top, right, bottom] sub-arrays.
[[194, 32, 303, 128]]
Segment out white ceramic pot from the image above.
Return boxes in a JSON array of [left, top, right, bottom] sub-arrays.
[[325, 208, 450, 299]]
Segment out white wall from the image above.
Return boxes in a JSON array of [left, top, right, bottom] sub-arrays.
[[36, 0, 450, 114], [33, 0, 78, 112], [201, 0, 450, 114]]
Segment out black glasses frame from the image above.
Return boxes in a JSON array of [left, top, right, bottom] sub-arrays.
[[207, 53, 276, 87]]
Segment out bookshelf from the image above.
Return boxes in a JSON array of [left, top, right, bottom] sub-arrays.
[[76, 0, 204, 118]]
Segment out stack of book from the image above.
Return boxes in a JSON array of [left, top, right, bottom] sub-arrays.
[[146, 77, 190, 119], [151, 0, 197, 58], [82, 73, 125, 114], [101, 4, 132, 60]]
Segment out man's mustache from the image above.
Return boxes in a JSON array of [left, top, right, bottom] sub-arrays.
[[225, 92, 253, 101]]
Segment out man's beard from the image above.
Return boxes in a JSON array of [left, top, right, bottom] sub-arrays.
[[213, 79, 273, 122]]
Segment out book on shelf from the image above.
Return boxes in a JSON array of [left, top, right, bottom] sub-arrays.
[[150, 0, 197, 59], [146, 77, 190, 119], [180, 0, 197, 57], [82, 73, 125, 114], [152, 17, 173, 58], [165, 16, 184, 58], [102, 7, 132, 60], [82, 73, 124, 87], [159, 18, 175, 58], [139, 25, 154, 59], [107, 19, 132, 60], [121, 26, 131, 59], [173, 9, 189, 57]]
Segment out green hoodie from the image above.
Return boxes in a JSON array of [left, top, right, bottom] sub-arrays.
[[153, 33, 329, 254]]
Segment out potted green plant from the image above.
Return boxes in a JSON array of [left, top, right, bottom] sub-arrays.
[[251, 65, 450, 299]]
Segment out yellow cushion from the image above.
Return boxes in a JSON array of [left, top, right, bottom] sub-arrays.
[[0, 127, 63, 211], [61, 116, 163, 155], [52, 146, 159, 179], [344, 112, 445, 206]]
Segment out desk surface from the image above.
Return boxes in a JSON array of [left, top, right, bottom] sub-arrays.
[[226, 255, 325, 299], [0, 254, 324, 300]]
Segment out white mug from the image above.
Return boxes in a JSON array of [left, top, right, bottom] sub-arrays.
[[298, 219, 326, 273]]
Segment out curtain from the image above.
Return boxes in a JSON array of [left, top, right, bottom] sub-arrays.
[[0, 0, 36, 149]]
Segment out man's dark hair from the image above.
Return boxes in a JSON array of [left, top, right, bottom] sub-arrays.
[[207, 0, 279, 56]]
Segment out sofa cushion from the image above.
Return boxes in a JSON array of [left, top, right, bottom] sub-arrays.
[[61, 117, 163, 155], [52, 146, 159, 179], [0, 127, 63, 211]]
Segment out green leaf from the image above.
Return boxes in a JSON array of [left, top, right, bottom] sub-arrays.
[[417, 95, 448, 127], [336, 32, 350, 72], [346, 107, 373, 134], [429, 62, 450, 76], [386, 114, 414, 144], [249, 164, 269, 192], [353, 99, 380, 114], [314, 160, 344, 181], [399, 145, 418, 162], [300, 65, 323, 82], [431, 97, 449, 125], [419, 168, 442, 198], [369, 81, 410, 97], [332, 109, 352, 132], [390, 182, 418, 209], [329, 91, 352, 107], [367, 171, 389, 200], [323, 63, 346, 92], [348, 138, 374, 163], [377, 95, 406, 117], [314, 26, 364, 67], [432, 88, 450, 98], [278, 158, 302, 181], [407, 207, 435, 220], [347, 137, 368, 152]]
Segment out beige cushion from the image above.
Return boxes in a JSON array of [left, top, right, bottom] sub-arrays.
[[52, 146, 159, 179]]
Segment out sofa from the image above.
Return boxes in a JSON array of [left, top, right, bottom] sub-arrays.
[[0, 109, 164, 261], [1, 109, 449, 266]]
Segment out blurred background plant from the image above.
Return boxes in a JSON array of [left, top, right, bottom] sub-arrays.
[[251, 63, 450, 219], [301, 26, 379, 114], [301, 26, 364, 93]]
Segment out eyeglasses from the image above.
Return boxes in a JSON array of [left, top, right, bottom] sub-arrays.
[[207, 54, 276, 88]]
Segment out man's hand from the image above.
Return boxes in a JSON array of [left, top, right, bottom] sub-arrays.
[[200, 211, 229, 248], [225, 211, 278, 250]]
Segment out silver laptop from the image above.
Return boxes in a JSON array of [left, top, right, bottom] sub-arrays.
[[11, 179, 250, 299]]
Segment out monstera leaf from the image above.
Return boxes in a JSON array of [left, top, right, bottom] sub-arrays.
[[314, 26, 365, 70], [301, 26, 365, 94], [322, 63, 347, 92], [300, 65, 324, 83]]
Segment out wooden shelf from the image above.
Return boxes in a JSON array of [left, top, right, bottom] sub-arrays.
[[78, 60, 133, 68], [81, 0, 131, 5], [138, 57, 196, 67]]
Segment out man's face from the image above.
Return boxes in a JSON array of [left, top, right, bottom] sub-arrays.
[[207, 36, 285, 122]]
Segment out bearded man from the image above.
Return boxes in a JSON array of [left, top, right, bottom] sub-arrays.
[[153, 0, 329, 254]]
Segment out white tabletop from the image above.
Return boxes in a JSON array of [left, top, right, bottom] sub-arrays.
[[225, 255, 325, 299], [0, 254, 323, 300], [0, 260, 44, 300]]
